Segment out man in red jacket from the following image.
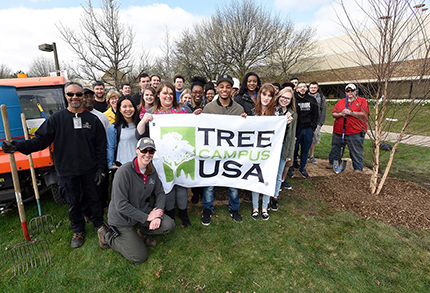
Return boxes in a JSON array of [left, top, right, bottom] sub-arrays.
[[329, 83, 369, 171]]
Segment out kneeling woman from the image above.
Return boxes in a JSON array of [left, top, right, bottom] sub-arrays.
[[102, 138, 175, 264]]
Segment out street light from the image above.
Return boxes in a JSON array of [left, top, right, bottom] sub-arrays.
[[38, 42, 60, 76]]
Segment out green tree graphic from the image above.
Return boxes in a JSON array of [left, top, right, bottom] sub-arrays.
[[159, 127, 195, 182]]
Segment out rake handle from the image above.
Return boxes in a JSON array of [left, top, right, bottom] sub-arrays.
[[1, 105, 30, 242], [21, 113, 42, 216]]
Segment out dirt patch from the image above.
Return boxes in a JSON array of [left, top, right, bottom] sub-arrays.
[[189, 158, 430, 230], [298, 159, 430, 230]]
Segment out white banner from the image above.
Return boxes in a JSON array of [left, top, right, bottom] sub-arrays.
[[149, 113, 287, 196]]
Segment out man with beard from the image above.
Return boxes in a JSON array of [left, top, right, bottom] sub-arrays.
[[287, 81, 318, 179], [93, 81, 108, 112], [2, 82, 108, 249]]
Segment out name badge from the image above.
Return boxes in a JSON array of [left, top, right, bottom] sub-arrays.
[[73, 116, 82, 129]]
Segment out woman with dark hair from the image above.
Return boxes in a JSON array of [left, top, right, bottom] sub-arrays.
[[185, 76, 207, 203], [138, 86, 156, 119], [186, 76, 206, 114], [234, 72, 261, 115], [204, 87, 216, 104], [272, 82, 280, 96], [248, 83, 277, 220], [107, 96, 140, 170], [136, 80, 192, 228], [150, 81, 190, 114]]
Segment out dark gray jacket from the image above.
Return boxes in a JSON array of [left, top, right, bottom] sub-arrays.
[[311, 92, 327, 126], [108, 159, 165, 227]]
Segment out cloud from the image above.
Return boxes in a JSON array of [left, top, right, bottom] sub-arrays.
[[0, 4, 203, 73], [274, 0, 332, 12], [311, 1, 372, 39], [29, 0, 52, 3]]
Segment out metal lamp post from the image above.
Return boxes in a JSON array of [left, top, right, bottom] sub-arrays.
[[38, 42, 60, 76]]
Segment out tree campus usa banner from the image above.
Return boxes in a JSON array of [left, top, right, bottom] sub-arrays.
[[149, 113, 287, 196]]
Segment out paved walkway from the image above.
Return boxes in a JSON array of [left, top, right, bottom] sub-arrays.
[[320, 125, 430, 147]]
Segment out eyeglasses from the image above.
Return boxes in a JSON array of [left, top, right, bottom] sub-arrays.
[[345, 89, 355, 93], [66, 92, 84, 97], [297, 85, 307, 89], [140, 148, 155, 155], [279, 96, 292, 100]]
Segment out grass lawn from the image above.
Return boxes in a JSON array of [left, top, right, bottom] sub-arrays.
[[1, 135, 430, 292], [324, 102, 430, 136], [1, 193, 430, 292]]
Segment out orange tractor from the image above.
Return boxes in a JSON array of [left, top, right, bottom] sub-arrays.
[[0, 76, 69, 213]]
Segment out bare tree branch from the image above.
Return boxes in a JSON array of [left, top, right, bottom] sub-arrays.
[[173, 0, 315, 81], [28, 56, 56, 77], [0, 64, 13, 79], [336, 0, 430, 195], [56, 0, 134, 89]]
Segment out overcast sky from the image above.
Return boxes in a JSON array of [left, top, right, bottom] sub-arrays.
[[0, 0, 346, 73]]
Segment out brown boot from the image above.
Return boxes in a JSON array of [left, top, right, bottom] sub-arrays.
[[97, 224, 110, 249], [71, 231, 85, 248], [137, 229, 157, 247]]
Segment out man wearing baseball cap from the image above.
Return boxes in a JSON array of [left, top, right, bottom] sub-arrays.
[[101, 137, 175, 264], [200, 74, 245, 226], [328, 83, 369, 171]]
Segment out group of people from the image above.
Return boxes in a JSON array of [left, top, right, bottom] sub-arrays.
[[1, 71, 369, 265]]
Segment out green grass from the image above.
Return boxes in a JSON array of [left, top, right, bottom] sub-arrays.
[[324, 102, 430, 136], [1, 134, 430, 292], [1, 194, 430, 292]]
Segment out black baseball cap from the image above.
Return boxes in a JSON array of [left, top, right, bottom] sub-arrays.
[[83, 88, 94, 95], [216, 74, 234, 86]]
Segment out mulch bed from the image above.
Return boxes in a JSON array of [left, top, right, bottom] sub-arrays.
[[190, 158, 430, 230], [309, 172, 430, 230]]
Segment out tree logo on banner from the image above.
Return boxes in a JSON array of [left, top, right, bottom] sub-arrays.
[[159, 127, 195, 182]]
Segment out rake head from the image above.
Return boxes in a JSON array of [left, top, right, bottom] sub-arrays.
[[9, 238, 52, 276], [29, 215, 55, 234]]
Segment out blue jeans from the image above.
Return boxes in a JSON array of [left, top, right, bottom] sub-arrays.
[[290, 127, 313, 172], [202, 186, 240, 211], [329, 132, 365, 171], [252, 192, 270, 210], [274, 158, 286, 198]]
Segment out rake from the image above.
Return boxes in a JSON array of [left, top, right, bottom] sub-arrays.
[[1, 105, 52, 276], [21, 113, 55, 234]]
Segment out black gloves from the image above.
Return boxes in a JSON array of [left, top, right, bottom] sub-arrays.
[[94, 169, 106, 186], [2, 140, 18, 153]]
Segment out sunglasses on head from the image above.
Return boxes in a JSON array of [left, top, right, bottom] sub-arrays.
[[345, 89, 355, 93], [66, 92, 84, 97], [140, 148, 155, 155]]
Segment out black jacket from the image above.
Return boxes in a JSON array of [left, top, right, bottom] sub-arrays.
[[294, 92, 319, 135], [16, 109, 107, 177], [234, 93, 255, 115]]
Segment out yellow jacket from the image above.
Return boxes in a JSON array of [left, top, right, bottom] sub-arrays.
[[104, 107, 116, 125]]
